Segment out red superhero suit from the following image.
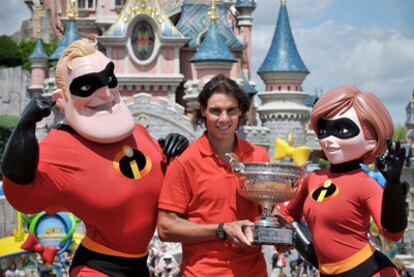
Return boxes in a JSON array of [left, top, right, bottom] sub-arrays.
[[4, 124, 164, 274], [286, 166, 403, 276]]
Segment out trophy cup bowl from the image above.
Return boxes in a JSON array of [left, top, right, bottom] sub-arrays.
[[226, 153, 305, 245]]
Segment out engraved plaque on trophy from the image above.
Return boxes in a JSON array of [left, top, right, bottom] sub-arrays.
[[226, 153, 305, 245]]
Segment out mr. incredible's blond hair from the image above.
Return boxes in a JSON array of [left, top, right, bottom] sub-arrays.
[[55, 39, 96, 99]]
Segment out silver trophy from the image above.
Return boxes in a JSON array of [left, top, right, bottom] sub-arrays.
[[226, 153, 305, 245]]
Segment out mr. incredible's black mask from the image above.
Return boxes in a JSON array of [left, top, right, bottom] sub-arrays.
[[69, 62, 118, 97], [317, 118, 360, 139]]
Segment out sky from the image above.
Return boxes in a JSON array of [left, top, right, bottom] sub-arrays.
[[251, 0, 414, 126], [0, 0, 414, 125]]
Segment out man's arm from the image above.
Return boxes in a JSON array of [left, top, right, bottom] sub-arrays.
[[157, 209, 254, 246], [1, 96, 54, 184]]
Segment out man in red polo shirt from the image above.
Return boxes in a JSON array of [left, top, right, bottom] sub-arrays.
[[157, 75, 269, 277]]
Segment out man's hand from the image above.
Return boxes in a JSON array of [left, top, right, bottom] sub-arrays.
[[223, 220, 255, 247], [158, 133, 189, 164], [375, 139, 405, 185]]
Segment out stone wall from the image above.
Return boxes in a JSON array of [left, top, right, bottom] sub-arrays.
[[0, 197, 17, 238], [0, 67, 30, 117]]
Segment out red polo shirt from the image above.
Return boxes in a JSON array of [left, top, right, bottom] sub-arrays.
[[159, 133, 269, 277]]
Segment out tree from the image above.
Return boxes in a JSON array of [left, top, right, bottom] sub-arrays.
[[0, 35, 22, 67], [393, 125, 406, 142]]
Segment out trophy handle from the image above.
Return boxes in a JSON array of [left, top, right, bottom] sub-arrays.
[[225, 153, 245, 173]]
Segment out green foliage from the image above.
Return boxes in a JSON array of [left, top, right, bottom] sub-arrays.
[[393, 125, 406, 142], [0, 115, 19, 177], [0, 35, 23, 67], [19, 39, 58, 71]]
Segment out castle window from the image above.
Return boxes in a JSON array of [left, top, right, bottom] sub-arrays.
[[77, 0, 94, 10], [131, 21, 155, 61]]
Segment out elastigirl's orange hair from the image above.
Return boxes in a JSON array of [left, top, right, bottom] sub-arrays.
[[55, 39, 96, 99], [310, 86, 393, 164]]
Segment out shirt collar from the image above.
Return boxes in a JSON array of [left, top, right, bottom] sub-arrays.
[[198, 131, 255, 159]]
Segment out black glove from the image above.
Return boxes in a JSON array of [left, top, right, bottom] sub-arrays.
[[292, 221, 319, 268], [158, 133, 189, 164], [376, 139, 407, 233], [1, 96, 55, 184]]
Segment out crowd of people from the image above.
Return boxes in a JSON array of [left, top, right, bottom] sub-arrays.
[[0, 251, 73, 277]]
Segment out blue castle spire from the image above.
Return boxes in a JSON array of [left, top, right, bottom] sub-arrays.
[[258, 1, 308, 74], [29, 39, 49, 59], [190, 3, 235, 63], [49, 20, 81, 61]]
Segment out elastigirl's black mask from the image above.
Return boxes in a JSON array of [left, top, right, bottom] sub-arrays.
[[69, 62, 118, 97], [317, 118, 360, 139]]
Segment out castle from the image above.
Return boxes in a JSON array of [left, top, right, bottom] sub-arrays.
[[24, 0, 318, 154]]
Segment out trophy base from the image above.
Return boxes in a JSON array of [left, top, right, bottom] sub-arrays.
[[253, 225, 293, 245]]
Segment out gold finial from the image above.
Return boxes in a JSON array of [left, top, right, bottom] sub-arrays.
[[209, 0, 218, 22], [67, 0, 78, 20], [281, 0, 287, 6], [123, 0, 161, 23], [287, 131, 294, 146]]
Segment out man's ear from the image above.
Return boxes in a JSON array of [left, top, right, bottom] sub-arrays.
[[51, 89, 66, 112]]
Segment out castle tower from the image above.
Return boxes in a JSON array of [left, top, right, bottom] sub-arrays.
[[235, 0, 256, 79], [28, 39, 49, 97], [184, 0, 236, 113], [256, 0, 311, 155], [406, 90, 414, 145]]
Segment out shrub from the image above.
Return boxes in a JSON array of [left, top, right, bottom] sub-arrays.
[[0, 36, 23, 67]]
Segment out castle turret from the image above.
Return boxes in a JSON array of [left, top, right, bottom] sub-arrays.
[[28, 39, 49, 96], [235, 0, 256, 79], [49, 1, 81, 62], [184, 0, 236, 113], [256, 0, 312, 155], [257, 0, 308, 91]]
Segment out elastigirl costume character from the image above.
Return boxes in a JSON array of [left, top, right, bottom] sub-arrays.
[[285, 86, 407, 277], [2, 40, 188, 277]]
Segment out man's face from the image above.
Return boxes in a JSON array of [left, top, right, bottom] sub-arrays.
[[317, 107, 376, 164], [201, 92, 241, 144], [54, 51, 134, 143]]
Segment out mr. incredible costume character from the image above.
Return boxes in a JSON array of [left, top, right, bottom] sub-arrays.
[[2, 40, 188, 277], [284, 86, 407, 277]]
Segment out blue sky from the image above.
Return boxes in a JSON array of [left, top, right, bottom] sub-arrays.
[[1, 0, 414, 125]]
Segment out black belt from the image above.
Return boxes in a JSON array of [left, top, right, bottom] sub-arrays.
[[70, 244, 150, 277], [320, 250, 396, 277]]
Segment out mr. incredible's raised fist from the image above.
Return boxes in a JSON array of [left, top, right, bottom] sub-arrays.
[[20, 95, 55, 126]]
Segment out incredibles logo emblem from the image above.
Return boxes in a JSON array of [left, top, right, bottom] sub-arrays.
[[113, 145, 152, 179], [311, 180, 339, 202]]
